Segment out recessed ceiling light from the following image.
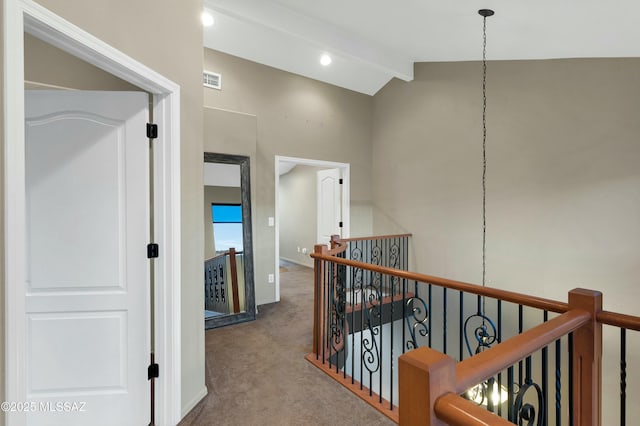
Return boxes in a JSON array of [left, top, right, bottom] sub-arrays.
[[320, 54, 332, 66], [201, 11, 214, 27]]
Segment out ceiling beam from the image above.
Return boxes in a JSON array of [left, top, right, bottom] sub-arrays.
[[204, 0, 414, 82]]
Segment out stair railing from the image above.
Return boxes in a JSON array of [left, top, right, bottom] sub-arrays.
[[204, 247, 241, 315], [308, 235, 640, 425]]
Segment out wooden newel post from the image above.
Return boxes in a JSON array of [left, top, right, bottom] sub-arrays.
[[228, 247, 240, 314], [568, 288, 603, 426], [312, 244, 329, 355], [399, 347, 456, 426]]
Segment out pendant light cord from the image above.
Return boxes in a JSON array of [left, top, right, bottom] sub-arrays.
[[481, 14, 488, 317]]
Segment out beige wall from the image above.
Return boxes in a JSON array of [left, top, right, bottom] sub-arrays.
[[0, 3, 4, 423], [372, 58, 640, 421], [203, 48, 373, 304], [203, 107, 258, 312], [24, 34, 139, 91], [373, 58, 640, 309], [2, 0, 205, 418], [204, 186, 242, 260], [279, 165, 323, 268]]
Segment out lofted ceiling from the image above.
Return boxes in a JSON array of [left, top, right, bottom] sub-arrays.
[[203, 0, 640, 95]]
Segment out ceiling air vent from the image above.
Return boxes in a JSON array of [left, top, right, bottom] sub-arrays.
[[203, 70, 222, 90]]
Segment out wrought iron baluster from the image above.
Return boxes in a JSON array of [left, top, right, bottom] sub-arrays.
[[443, 287, 447, 354], [518, 305, 524, 390], [389, 269, 395, 410], [204, 266, 210, 310], [428, 284, 432, 348], [463, 311, 497, 357], [513, 353, 544, 426], [379, 272, 383, 403], [497, 300, 503, 417], [568, 332, 574, 426], [405, 280, 428, 350], [402, 278, 407, 355], [329, 261, 347, 374], [459, 291, 464, 362], [350, 263, 356, 385], [360, 265, 365, 391], [542, 311, 549, 426], [219, 264, 225, 304], [336, 262, 346, 377], [362, 264, 381, 396], [508, 365, 515, 422], [462, 301, 498, 409], [214, 267, 219, 303], [620, 328, 626, 426], [555, 338, 561, 426]]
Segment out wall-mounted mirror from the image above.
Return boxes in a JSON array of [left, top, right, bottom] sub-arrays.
[[204, 152, 255, 328]]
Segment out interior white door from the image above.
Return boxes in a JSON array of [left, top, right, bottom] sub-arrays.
[[317, 168, 342, 244], [24, 91, 150, 426]]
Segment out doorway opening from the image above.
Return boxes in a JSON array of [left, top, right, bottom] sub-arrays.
[[274, 156, 350, 301], [4, 1, 182, 424]]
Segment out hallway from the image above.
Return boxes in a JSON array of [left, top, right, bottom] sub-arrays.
[[180, 261, 394, 425]]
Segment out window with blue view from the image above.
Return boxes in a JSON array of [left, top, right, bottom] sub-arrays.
[[212, 204, 243, 252]]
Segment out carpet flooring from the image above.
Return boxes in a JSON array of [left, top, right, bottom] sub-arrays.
[[179, 261, 395, 426]]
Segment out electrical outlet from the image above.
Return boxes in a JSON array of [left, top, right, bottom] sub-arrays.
[[268, 273, 274, 283], [268, 217, 274, 227], [297, 246, 300, 253], [302, 247, 307, 254]]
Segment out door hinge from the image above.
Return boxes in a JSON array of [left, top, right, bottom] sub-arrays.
[[148, 363, 159, 380], [339, 221, 343, 228], [339, 178, 343, 184], [147, 243, 159, 258], [147, 123, 158, 139]]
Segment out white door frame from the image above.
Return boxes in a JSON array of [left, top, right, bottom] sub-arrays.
[[274, 156, 349, 302], [4, 1, 182, 425]]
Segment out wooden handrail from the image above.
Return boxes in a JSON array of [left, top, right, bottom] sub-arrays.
[[398, 289, 603, 426], [435, 393, 513, 426], [311, 252, 569, 313], [455, 309, 590, 393], [205, 253, 228, 263], [204, 250, 244, 263], [597, 310, 640, 331], [338, 233, 413, 242], [314, 233, 633, 425]]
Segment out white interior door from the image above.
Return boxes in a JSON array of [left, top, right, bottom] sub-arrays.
[[317, 168, 342, 244], [25, 90, 150, 426]]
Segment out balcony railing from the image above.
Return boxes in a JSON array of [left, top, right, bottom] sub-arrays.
[[307, 234, 640, 425], [204, 247, 242, 316]]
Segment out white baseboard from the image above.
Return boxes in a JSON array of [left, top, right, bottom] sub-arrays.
[[181, 385, 208, 419], [280, 256, 313, 269]]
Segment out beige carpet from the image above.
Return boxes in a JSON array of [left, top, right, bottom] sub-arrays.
[[179, 262, 394, 426]]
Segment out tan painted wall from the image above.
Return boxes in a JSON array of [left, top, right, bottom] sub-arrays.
[[0, 3, 5, 423], [372, 58, 640, 421], [2, 0, 205, 417], [204, 186, 242, 260], [279, 165, 323, 268], [202, 107, 258, 314], [24, 34, 139, 91], [203, 48, 373, 304]]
